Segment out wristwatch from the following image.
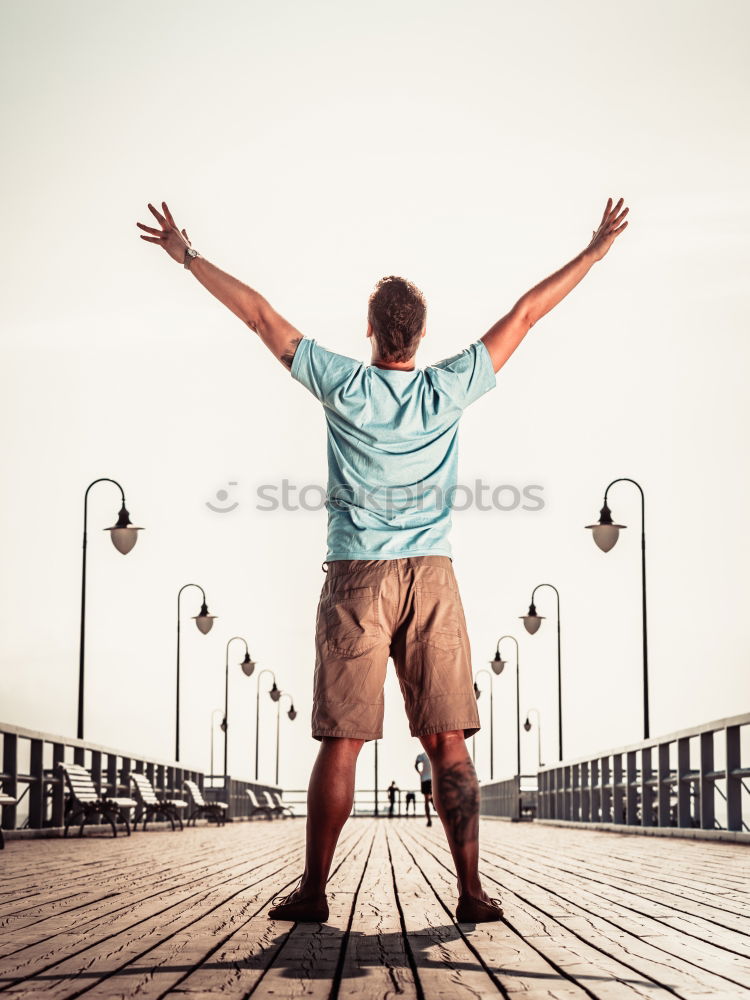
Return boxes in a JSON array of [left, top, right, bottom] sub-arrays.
[[183, 246, 199, 269]]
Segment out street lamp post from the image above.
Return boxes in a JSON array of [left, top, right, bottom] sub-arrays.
[[374, 740, 379, 817], [210, 707, 223, 782], [176, 584, 217, 761], [524, 708, 544, 769], [472, 669, 495, 779], [490, 636, 521, 778], [521, 583, 563, 761], [275, 692, 297, 786], [223, 637, 255, 779], [255, 669, 281, 780], [78, 478, 143, 739], [586, 478, 650, 739]]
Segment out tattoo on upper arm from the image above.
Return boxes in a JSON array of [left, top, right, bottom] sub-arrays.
[[280, 335, 303, 371]]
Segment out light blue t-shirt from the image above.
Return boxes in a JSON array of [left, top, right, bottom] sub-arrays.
[[291, 337, 496, 560]]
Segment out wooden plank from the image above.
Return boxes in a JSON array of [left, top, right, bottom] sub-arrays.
[[398, 823, 662, 999], [416, 823, 750, 997], [337, 823, 417, 999], [163, 823, 371, 1000], [385, 822, 503, 998], [0, 825, 305, 958], [249, 822, 375, 1000], [483, 837, 750, 946], [0, 829, 310, 989]]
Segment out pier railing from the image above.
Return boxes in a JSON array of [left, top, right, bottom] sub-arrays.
[[0, 722, 282, 832], [537, 712, 750, 835], [479, 775, 539, 821]]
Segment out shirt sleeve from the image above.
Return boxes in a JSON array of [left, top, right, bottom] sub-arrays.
[[428, 339, 497, 409], [290, 337, 361, 406]]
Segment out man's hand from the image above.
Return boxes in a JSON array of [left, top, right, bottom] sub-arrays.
[[137, 198, 305, 370], [480, 195, 631, 373], [137, 201, 192, 265], [585, 196, 629, 262]]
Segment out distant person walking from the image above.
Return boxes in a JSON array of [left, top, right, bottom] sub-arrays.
[[138, 196, 628, 924], [415, 751, 434, 826], [405, 790, 416, 816], [387, 780, 400, 818]]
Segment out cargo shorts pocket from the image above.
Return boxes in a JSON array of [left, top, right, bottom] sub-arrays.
[[415, 584, 463, 651], [325, 584, 382, 657]]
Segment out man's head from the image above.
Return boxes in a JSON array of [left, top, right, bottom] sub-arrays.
[[367, 276, 426, 363]]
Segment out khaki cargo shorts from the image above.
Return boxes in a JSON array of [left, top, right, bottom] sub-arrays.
[[311, 555, 480, 742]]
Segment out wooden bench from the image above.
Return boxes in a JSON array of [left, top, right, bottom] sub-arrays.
[[60, 763, 137, 837], [184, 779, 228, 826], [129, 772, 188, 831], [266, 789, 295, 818], [246, 788, 274, 820]]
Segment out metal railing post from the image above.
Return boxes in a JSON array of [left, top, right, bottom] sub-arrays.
[[699, 731, 715, 830], [657, 742, 671, 827], [601, 755, 612, 823], [726, 725, 742, 832]]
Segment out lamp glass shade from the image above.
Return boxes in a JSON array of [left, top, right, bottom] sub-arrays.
[[241, 655, 256, 677], [490, 654, 505, 675], [288, 707, 297, 721], [587, 522, 625, 553], [523, 718, 531, 732], [106, 525, 142, 555], [473, 682, 481, 700], [194, 614, 216, 635], [522, 614, 543, 635], [269, 683, 281, 702]]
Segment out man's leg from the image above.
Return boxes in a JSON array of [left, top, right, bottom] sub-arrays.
[[269, 736, 364, 920], [302, 736, 365, 892], [423, 788, 433, 826], [420, 730, 502, 921]]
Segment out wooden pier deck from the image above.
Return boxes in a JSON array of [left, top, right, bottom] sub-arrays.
[[1, 817, 748, 999]]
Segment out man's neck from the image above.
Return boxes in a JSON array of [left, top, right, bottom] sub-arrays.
[[370, 355, 417, 371]]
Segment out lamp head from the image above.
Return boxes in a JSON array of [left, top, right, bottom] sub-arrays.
[[490, 651, 505, 675], [241, 652, 256, 677], [523, 717, 531, 732], [473, 680, 481, 700], [287, 705, 297, 721], [521, 602, 543, 635], [106, 503, 143, 555], [220, 717, 227, 733], [586, 500, 626, 553], [269, 681, 281, 702], [193, 601, 216, 635]]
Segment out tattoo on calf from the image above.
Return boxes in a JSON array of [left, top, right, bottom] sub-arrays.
[[437, 758, 479, 846], [281, 336, 303, 370]]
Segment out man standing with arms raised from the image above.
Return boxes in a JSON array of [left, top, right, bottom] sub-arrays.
[[138, 196, 628, 922]]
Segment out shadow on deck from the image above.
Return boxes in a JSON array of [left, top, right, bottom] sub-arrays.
[[1, 817, 749, 999]]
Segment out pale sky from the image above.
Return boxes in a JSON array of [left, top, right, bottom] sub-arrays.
[[1, 0, 748, 796]]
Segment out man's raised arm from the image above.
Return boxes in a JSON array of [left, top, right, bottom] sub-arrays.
[[137, 201, 303, 370], [480, 197, 629, 374]]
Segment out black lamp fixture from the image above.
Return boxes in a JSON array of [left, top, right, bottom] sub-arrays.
[[176, 583, 217, 761], [520, 583, 563, 761], [586, 477, 650, 739], [275, 692, 297, 785], [472, 669, 495, 779], [255, 668, 280, 780], [524, 707, 544, 769], [222, 637, 254, 779], [78, 478, 143, 740], [491, 636, 521, 779]]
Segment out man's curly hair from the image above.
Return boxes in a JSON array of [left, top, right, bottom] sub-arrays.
[[368, 276, 427, 363]]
